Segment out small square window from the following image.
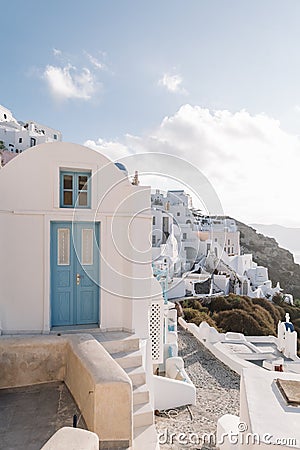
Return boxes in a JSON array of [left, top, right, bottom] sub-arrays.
[[60, 171, 91, 208]]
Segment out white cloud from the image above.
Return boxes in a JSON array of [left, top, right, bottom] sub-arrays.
[[42, 48, 108, 101], [84, 138, 131, 161], [53, 48, 62, 57], [85, 106, 300, 227], [158, 73, 187, 94], [43, 64, 99, 100], [85, 52, 106, 71]]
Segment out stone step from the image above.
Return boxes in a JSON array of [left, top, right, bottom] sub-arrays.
[[99, 337, 140, 354], [133, 424, 159, 450], [133, 402, 154, 428], [125, 366, 146, 388], [133, 384, 150, 405], [112, 349, 143, 370]]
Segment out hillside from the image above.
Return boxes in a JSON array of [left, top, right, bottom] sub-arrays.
[[236, 219, 300, 300]]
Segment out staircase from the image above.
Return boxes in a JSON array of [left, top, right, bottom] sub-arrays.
[[98, 333, 159, 450]]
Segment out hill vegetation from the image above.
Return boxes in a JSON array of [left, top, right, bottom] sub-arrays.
[[181, 294, 300, 354]]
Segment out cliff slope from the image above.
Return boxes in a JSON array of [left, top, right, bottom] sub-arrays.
[[236, 219, 300, 299]]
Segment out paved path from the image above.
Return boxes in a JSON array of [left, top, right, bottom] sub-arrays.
[[0, 382, 86, 450], [155, 327, 240, 449]]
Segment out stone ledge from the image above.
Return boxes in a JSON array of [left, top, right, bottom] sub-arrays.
[[0, 333, 133, 444]]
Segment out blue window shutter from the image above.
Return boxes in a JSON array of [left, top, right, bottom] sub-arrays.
[[60, 171, 91, 208]]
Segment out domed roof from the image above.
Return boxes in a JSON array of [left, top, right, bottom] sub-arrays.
[[284, 322, 295, 332], [114, 162, 128, 174]]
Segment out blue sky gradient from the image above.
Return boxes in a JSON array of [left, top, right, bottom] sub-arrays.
[[2, 1, 300, 141], [2, 1, 300, 225]]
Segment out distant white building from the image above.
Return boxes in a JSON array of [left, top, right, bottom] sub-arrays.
[[0, 104, 61, 166], [198, 216, 240, 256], [151, 189, 287, 302], [151, 190, 240, 274]]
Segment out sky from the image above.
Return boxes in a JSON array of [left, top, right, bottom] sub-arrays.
[[2, 0, 300, 226]]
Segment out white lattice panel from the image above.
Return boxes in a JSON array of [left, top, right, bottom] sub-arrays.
[[150, 300, 164, 364]]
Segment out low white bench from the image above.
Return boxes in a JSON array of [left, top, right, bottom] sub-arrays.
[[166, 356, 193, 385], [41, 427, 99, 450]]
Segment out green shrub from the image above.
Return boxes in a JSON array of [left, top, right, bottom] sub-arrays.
[[183, 308, 217, 328], [249, 305, 275, 335], [228, 295, 253, 312], [214, 309, 266, 335], [251, 298, 281, 327], [274, 304, 286, 320], [272, 293, 284, 305], [281, 304, 300, 321], [181, 293, 300, 356], [181, 299, 209, 313], [293, 318, 300, 329], [207, 296, 231, 313]]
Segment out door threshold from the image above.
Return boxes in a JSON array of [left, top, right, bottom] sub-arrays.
[[50, 324, 100, 333]]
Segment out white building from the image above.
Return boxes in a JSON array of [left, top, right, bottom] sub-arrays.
[[151, 190, 202, 273], [0, 142, 195, 448], [198, 216, 240, 256], [0, 104, 61, 165], [151, 190, 285, 302], [151, 191, 240, 272], [0, 142, 160, 335]]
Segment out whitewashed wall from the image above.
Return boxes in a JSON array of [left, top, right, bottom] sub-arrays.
[[0, 142, 162, 335]]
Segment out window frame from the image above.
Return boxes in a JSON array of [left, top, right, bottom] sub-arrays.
[[60, 170, 91, 209]]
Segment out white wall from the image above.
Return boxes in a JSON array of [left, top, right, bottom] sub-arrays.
[[229, 254, 253, 275], [0, 142, 162, 335], [211, 230, 240, 256], [0, 105, 16, 123], [152, 208, 172, 246]]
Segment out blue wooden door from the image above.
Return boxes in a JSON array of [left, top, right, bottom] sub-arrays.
[[51, 222, 100, 326]]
